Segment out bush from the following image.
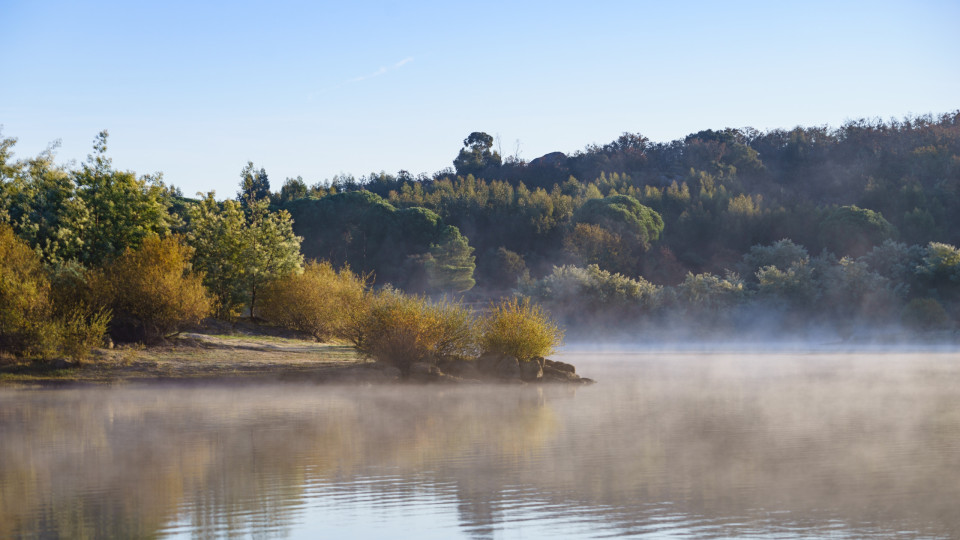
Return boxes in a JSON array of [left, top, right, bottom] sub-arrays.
[[357, 289, 478, 374], [520, 264, 661, 324], [0, 224, 52, 357], [677, 271, 746, 311], [901, 298, 952, 331], [259, 261, 368, 341], [92, 235, 212, 342], [0, 225, 109, 361], [55, 308, 112, 362], [481, 297, 564, 361]]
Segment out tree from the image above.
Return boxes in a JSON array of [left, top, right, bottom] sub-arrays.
[[818, 205, 897, 258], [187, 193, 302, 318], [285, 192, 475, 291], [425, 226, 476, 293], [238, 161, 271, 205], [0, 140, 88, 263], [186, 193, 248, 317], [242, 199, 303, 316], [74, 131, 171, 265], [453, 132, 502, 177], [569, 195, 664, 275], [278, 176, 308, 202]]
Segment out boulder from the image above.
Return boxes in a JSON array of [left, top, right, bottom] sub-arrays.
[[438, 358, 481, 380], [408, 362, 441, 381], [496, 356, 521, 380], [519, 357, 544, 381], [373, 362, 402, 379], [477, 353, 502, 375], [544, 359, 575, 374]]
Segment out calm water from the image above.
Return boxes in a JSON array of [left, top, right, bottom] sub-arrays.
[[2, 351, 960, 539]]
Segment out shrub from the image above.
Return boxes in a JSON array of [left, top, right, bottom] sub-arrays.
[[55, 308, 112, 362], [357, 289, 478, 374], [901, 298, 952, 331], [259, 261, 368, 341], [481, 297, 564, 361], [677, 271, 746, 311], [520, 264, 661, 324], [0, 225, 109, 360], [93, 235, 212, 342], [0, 224, 52, 357]]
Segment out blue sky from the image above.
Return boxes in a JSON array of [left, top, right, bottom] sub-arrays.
[[2, 0, 958, 198]]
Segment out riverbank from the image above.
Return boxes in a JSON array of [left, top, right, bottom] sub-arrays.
[[0, 330, 375, 386], [0, 324, 592, 386]]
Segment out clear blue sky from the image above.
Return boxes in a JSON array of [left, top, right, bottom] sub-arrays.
[[2, 0, 958, 198]]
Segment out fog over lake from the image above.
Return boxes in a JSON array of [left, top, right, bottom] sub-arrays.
[[2, 350, 959, 538]]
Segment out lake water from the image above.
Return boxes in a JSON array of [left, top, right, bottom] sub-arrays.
[[2, 350, 960, 539]]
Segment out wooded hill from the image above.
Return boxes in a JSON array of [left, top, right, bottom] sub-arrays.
[[3, 111, 960, 342]]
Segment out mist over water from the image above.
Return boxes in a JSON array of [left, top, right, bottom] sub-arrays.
[[2, 350, 960, 538]]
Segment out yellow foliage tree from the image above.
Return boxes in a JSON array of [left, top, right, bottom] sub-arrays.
[[93, 235, 211, 342], [259, 261, 368, 341]]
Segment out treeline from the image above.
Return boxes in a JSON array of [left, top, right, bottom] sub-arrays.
[[3, 111, 960, 353]]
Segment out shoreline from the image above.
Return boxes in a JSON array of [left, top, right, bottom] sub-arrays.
[[0, 331, 593, 387]]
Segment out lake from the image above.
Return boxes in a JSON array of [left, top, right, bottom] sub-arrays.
[[2, 350, 959, 538]]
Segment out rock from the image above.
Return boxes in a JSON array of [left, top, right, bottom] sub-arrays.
[[48, 358, 74, 370], [373, 362, 402, 379], [476, 353, 502, 375], [529, 151, 567, 167], [496, 356, 521, 380], [544, 359, 575, 374], [408, 362, 442, 381], [519, 358, 543, 381], [542, 365, 581, 383], [438, 358, 481, 380]]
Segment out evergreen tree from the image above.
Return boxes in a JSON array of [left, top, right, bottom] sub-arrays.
[[238, 161, 271, 205], [426, 226, 476, 293]]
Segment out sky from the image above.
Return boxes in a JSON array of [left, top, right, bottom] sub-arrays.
[[2, 0, 958, 198]]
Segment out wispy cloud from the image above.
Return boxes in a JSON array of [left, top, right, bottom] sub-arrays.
[[347, 57, 414, 83], [308, 57, 414, 101]]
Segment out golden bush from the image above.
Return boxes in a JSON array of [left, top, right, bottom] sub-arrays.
[[481, 297, 564, 361], [0, 225, 110, 361], [357, 289, 478, 373], [259, 261, 368, 341], [0, 224, 53, 357], [93, 235, 211, 342]]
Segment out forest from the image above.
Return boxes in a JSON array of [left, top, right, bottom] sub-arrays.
[[2, 111, 960, 362]]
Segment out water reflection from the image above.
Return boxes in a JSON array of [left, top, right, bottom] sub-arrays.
[[1, 352, 959, 538]]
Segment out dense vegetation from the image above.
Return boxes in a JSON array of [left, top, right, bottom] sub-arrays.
[[2, 111, 960, 360]]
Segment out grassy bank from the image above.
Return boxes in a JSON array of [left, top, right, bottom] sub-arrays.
[[0, 328, 371, 386]]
